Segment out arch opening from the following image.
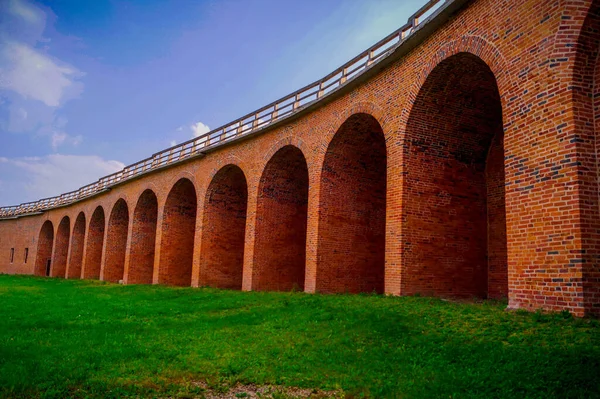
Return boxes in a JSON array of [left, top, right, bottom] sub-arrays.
[[104, 199, 129, 283], [404, 52, 506, 299], [253, 146, 308, 291], [52, 216, 70, 278], [573, 1, 600, 315], [159, 178, 197, 286], [67, 212, 86, 279], [35, 221, 54, 276], [316, 113, 387, 294], [84, 206, 105, 279], [199, 165, 247, 290], [128, 189, 158, 284]]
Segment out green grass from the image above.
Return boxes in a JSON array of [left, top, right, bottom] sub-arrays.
[[0, 275, 598, 399]]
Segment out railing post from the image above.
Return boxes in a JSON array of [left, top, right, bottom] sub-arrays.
[[317, 82, 325, 99], [293, 94, 300, 110], [253, 113, 259, 128], [272, 104, 279, 120], [340, 67, 348, 84], [367, 50, 375, 66]]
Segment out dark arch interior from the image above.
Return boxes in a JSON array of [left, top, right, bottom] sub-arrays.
[[253, 146, 308, 291], [128, 190, 158, 284], [316, 113, 387, 294], [573, 1, 600, 315], [104, 199, 129, 283], [67, 212, 86, 279], [199, 165, 248, 290], [52, 217, 70, 278], [84, 206, 105, 279], [35, 221, 54, 276], [404, 52, 506, 299], [159, 178, 197, 286]]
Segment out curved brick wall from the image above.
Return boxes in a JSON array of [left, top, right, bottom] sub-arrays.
[[2, 0, 600, 316]]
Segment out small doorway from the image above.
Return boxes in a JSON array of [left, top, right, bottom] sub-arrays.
[[45, 259, 51, 277]]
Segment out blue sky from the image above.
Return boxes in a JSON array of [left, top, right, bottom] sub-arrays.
[[0, 0, 423, 206]]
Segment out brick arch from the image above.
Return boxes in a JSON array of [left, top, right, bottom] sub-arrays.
[[161, 171, 198, 209], [314, 102, 391, 171], [198, 164, 248, 289], [159, 177, 197, 286], [128, 189, 158, 284], [67, 212, 86, 279], [35, 220, 54, 276], [103, 198, 129, 283], [52, 216, 70, 278], [205, 156, 247, 181], [259, 136, 311, 169], [402, 51, 506, 299], [83, 206, 105, 279], [252, 145, 309, 291], [133, 182, 164, 211], [568, 0, 600, 316], [316, 112, 387, 294], [550, 0, 595, 63], [400, 36, 512, 134]]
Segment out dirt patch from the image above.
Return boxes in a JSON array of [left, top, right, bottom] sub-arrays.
[[175, 382, 344, 399]]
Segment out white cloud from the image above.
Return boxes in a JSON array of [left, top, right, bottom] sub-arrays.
[[8, 0, 45, 26], [50, 131, 82, 149], [190, 121, 210, 138], [0, 41, 84, 107], [0, 154, 125, 205], [0, 0, 85, 150]]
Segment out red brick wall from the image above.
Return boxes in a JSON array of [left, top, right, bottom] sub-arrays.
[[51, 217, 70, 278], [34, 220, 53, 277], [126, 190, 158, 284], [2, 0, 600, 316], [83, 206, 105, 279], [67, 213, 86, 279], [103, 199, 129, 283], [316, 113, 387, 294], [199, 166, 247, 289], [402, 53, 504, 298], [487, 134, 508, 299], [158, 178, 196, 286], [253, 146, 308, 291]]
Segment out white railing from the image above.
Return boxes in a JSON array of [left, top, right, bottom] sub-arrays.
[[0, 0, 449, 219]]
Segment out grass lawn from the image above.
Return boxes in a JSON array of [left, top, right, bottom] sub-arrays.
[[0, 275, 598, 399]]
